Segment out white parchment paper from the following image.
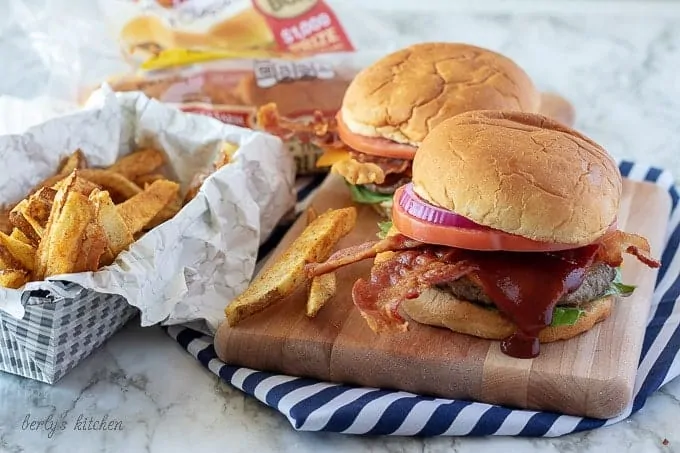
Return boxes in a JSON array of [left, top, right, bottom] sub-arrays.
[[0, 87, 296, 334]]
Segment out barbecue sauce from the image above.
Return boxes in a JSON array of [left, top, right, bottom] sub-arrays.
[[351, 236, 600, 359], [465, 245, 599, 358]]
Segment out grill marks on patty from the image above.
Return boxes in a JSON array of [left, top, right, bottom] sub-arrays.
[[441, 262, 616, 307]]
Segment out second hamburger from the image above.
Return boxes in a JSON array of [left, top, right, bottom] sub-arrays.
[[320, 42, 541, 218]]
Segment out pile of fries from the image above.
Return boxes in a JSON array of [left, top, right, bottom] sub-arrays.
[[0, 149, 184, 289], [226, 207, 357, 326]]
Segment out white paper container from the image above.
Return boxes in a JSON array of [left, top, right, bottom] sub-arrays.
[[0, 87, 296, 383]]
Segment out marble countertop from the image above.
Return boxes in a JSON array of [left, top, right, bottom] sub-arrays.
[[1, 1, 680, 452]]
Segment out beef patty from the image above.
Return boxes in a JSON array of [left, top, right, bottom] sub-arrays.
[[440, 262, 616, 307]]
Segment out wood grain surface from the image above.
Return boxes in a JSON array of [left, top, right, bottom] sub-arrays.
[[215, 174, 671, 419]]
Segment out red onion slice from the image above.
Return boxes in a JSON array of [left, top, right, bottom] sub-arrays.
[[398, 184, 489, 230]]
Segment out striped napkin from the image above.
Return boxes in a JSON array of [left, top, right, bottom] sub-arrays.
[[166, 160, 679, 437]]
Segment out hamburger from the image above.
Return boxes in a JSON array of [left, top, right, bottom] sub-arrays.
[[317, 42, 542, 218], [307, 110, 660, 358]]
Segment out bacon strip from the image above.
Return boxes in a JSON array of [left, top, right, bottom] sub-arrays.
[[349, 151, 411, 177], [352, 249, 476, 332], [305, 234, 425, 277], [257, 103, 344, 148], [597, 230, 661, 268]]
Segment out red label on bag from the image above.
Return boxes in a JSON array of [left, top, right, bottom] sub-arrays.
[[178, 103, 256, 128], [252, 0, 353, 53]]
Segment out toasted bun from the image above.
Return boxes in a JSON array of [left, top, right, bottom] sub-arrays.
[[341, 42, 540, 146], [402, 289, 613, 343], [412, 110, 622, 245]]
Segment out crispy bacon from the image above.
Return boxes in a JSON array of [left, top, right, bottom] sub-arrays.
[[352, 248, 476, 332], [256, 103, 344, 148], [305, 229, 661, 339], [596, 230, 661, 268], [348, 151, 411, 177], [305, 234, 425, 277]]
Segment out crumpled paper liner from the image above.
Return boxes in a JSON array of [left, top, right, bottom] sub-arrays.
[[0, 87, 296, 335]]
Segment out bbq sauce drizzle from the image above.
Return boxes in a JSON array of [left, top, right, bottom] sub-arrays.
[[470, 244, 599, 358], [351, 237, 600, 359]]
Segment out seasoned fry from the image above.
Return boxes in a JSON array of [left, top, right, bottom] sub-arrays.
[[116, 179, 180, 234], [225, 207, 357, 327], [306, 272, 337, 317], [8, 210, 41, 244], [0, 244, 23, 270], [35, 190, 95, 279], [10, 228, 32, 245], [78, 169, 142, 202], [306, 207, 318, 226], [90, 190, 134, 260], [57, 149, 87, 175], [0, 208, 12, 234], [0, 269, 29, 289], [23, 187, 55, 226], [0, 232, 36, 271], [134, 173, 166, 188], [107, 149, 165, 179], [2, 148, 185, 285], [145, 194, 182, 230], [73, 216, 108, 274]]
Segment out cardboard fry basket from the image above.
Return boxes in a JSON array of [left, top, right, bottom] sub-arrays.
[[0, 282, 136, 384]]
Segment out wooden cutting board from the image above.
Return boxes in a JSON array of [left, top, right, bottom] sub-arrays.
[[215, 174, 671, 419]]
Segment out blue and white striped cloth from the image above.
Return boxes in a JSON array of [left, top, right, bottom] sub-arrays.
[[166, 160, 680, 437]]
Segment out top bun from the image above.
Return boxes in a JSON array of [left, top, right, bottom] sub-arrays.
[[341, 42, 540, 146], [411, 111, 622, 245]]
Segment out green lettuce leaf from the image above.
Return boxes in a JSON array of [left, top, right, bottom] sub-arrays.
[[348, 184, 393, 205], [377, 220, 393, 239], [550, 307, 585, 326], [603, 267, 636, 297]]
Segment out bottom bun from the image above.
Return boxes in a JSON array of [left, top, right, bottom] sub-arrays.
[[401, 289, 613, 343]]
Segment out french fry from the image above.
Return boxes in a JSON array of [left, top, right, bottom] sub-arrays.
[[225, 207, 357, 327], [10, 228, 32, 245], [0, 244, 23, 270], [0, 232, 36, 271], [8, 210, 41, 244], [90, 190, 134, 261], [73, 216, 108, 274], [35, 189, 95, 279], [107, 149, 165, 179], [0, 208, 12, 234], [116, 179, 180, 234], [57, 149, 87, 175], [78, 169, 142, 202], [306, 272, 337, 317], [144, 194, 182, 230], [216, 142, 238, 169], [306, 206, 318, 225], [55, 172, 100, 196], [23, 187, 55, 226], [0, 269, 29, 289], [134, 173, 166, 188]]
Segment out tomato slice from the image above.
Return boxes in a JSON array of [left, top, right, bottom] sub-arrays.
[[336, 112, 417, 160], [392, 189, 580, 252]]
